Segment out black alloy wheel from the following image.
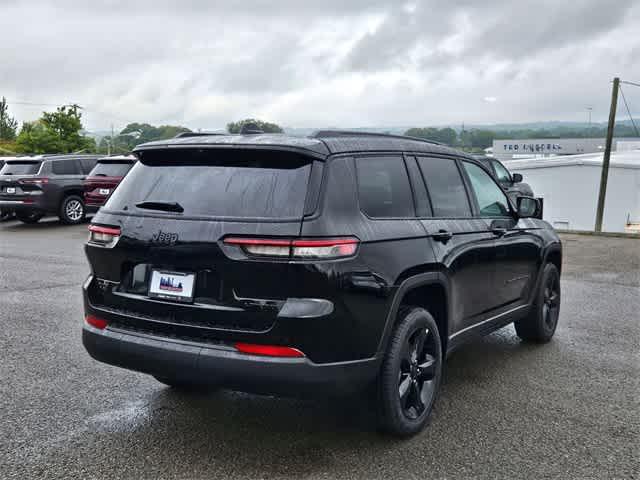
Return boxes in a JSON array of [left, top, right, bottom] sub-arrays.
[[378, 307, 442, 436], [515, 263, 561, 343], [398, 325, 439, 420]]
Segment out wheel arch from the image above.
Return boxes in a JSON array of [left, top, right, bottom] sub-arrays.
[[377, 272, 451, 357]]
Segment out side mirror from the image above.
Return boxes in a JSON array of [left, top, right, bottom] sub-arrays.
[[517, 196, 540, 218], [512, 173, 523, 183]]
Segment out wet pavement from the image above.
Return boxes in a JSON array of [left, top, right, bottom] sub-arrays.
[[1, 220, 638, 479]]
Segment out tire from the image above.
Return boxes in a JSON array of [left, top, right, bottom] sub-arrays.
[[59, 195, 85, 225], [15, 211, 44, 224], [153, 375, 217, 392], [515, 263, 561, 343], [377, 307, 443, 436]]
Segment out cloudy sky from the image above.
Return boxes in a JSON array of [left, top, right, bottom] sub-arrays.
[[1, 0, 639, 131]]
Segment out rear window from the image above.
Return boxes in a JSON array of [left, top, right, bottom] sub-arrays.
[[105, 150, 312, 219], [0, 161, 41, 175], [89, 161, 134, 177]]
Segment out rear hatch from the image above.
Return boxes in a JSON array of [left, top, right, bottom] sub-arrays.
[[86, 148, 321, 339], [0, 160, 44, 200], [84, 159, 135, 205]]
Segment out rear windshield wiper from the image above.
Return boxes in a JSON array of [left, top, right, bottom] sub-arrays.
[[135, 201, 184, 213]]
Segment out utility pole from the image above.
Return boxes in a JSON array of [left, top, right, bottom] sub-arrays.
[[594, 77, 619, 232], [107, 124, 114, 156], [587, 106, 592, 128]]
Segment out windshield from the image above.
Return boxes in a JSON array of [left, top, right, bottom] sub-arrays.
[[89, 161, 134, 177], [0, 161, 41, 175], [106, 150, 312, 219]]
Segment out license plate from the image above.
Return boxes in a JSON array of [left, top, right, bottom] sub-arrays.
[[99, 188, 111, 195], [6, 187, 15, 194], [148, 270, 195, 303]]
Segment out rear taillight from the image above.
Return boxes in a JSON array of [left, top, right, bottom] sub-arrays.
[[19, 177, 49, 185], [85, 314, 108, 329], [234, 343, 304, 358], [223, 237, 359, 259], [88, 224, 121, 248]]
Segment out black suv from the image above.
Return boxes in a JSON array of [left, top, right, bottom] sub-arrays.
[[82, 132, 562, 436], [0, 154, 101, 224], [473, 155, 534, 202]]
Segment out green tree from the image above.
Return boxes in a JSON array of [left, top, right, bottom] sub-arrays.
[[227, 118, 283, 134], [0, 97, 18, 140], [15, 104, 96, 154], [97, 123, 192, 153], [404, 127, 457, 145]]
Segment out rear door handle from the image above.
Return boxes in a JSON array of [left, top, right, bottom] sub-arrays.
[[432, 229, 453, 243], [491, 227, 507, 237]]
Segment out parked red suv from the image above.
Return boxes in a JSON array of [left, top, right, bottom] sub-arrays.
[[84, 156, 136, 212]]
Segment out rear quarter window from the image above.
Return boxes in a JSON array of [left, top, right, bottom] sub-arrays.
[[105, 149, 313, 219], [52, 159, 81, 175], [355, 156, 415, 218]]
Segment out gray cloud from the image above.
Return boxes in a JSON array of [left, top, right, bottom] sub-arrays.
[[0, 0, 638, 130]]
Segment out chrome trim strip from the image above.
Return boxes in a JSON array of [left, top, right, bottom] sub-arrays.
[[450, 304, 528, 339]]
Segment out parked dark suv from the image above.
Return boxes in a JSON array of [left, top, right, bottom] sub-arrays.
[[0, 154, 100, 224], [84, 156, 136, 213], [473, 155, 534, 201], [82, 132, 562, 436]]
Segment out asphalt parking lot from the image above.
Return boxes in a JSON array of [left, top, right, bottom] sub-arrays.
[[1, 218, 638, 479]]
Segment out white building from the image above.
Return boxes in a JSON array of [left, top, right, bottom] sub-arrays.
[[504, 151, 640, 233], [493, 137, 640, 161]]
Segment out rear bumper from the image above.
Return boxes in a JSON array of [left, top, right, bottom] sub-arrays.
[[0, 199, 47, 213], [82, 325, 380, 396]]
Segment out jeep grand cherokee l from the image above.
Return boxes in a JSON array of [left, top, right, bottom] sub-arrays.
[[82, 131, 562, 436], [0, 154, 101, 224], [84, 155, 136, 213]]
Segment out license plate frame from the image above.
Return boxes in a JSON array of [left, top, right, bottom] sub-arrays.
[[148, 270, 196, 303]]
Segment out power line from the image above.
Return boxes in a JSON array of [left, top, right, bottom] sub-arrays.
[[621, 80, 640, 88], [618, 85, 639, 137]]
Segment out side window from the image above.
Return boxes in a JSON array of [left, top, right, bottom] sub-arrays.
[[491, 160, 512, 183], [52, 159, 80, 175], [80, 158, 98, 174], [355, 156, 415, 218], [417, 157, 471, 217], [463, 162, 511, 217]]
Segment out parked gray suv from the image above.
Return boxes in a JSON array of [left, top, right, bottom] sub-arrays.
[[0, 155, 101, 224]]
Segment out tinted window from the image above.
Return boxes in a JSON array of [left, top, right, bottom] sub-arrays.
[[492, 160, 511, 183], [52, 159, 80, 175], [106, 151, 312, 219], [356, 156, 414, 218], [0, 162, 41, 175], [417, 157, 471, 217], [463, 162, 511, 217], [89, 161, 135, 177], [80, 158, 99, 174]]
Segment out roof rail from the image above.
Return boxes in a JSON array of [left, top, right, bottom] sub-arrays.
[[173, 132, 225, 138], [311, 130, 445, 146]]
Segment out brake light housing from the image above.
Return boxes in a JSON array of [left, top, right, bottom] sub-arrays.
[[19, 177, 49, 185], [88, 224, 121, 248], [223, 237, 359, 259]]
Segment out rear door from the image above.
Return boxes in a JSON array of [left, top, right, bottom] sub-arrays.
[[414, 155, 497, 334], [86, 148, 317, 336]]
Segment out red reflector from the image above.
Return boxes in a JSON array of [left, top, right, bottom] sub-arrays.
[[235, 343, 304, 358], [22, 198, 35, 204], [88, 225, 121, 236], [85, 315, 108, 329]]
